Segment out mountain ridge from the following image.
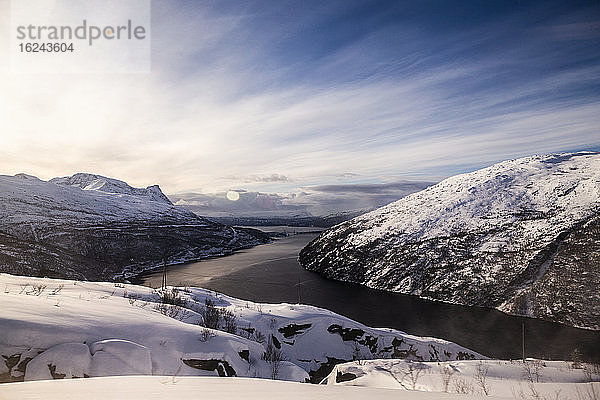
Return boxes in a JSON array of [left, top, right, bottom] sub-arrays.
[[299, 152, 600, 329], [50, 172, 173, 205], [0, 173, 270, 281]]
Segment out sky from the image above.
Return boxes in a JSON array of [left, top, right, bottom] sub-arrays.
[[0, 0, 599, 215]]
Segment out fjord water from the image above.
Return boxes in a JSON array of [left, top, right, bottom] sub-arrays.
[[135, 232, 600, 361]]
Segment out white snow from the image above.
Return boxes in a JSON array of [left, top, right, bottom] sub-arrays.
[[0, 375, 468, 400], [302, 152, 600, 327], [326, 359, 600, 399], [0, 173, 202, 231], [341, 152, 600, 249], [0, 274, 597, 399], [0, 273, 481, 385]]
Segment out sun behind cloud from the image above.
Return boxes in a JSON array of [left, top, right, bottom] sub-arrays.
[[226, 190, 240, 201]]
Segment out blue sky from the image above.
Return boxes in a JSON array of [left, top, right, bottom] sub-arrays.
[[1, 0, 599, 214]]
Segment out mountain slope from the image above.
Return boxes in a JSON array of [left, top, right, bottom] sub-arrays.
[[49, 172, 173, 204], [299, 153, 600, 329], [0, 173, 270, 281]]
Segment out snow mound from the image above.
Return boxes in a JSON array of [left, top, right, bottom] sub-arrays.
[[24, 343, 91, 381], [89, 339, 152, 377]]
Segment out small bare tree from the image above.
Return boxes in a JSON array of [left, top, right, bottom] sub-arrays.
[[522, 359, 544, 383], [352, 342, 364, 365], [440, 364, 456, 392], [262, 337, 285, 379], [453, 378, 474, 394], [382, 361, 425, 390], [199, 298, 221, 329], [474, 361, 490, 396], [198, 328, 216, 342], [222, 309, 237, 334], [583, 362, 600, 382], [575, 383, 598, 400]]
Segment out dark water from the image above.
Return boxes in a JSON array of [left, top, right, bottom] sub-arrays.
[[134, 233, 600, 361]]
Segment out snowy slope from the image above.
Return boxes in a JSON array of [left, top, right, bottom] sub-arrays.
[[326, 359, 599, 399], [49, 173, 173, 205], [0, 274, 482, 385], [0, 375, 498, 400], [0, 173, 270, 281], [299, 153, 600, 329]]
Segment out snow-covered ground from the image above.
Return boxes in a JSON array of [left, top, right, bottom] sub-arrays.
[[327, 359, 600, 399], [0, 274, 598, 399], [0, 274, 481, 385], [0, 375, 493, 400]]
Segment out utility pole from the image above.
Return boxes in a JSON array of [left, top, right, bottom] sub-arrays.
[[522, 321, 525, 361], [162, 259, 167, 290], [297, 276, 301, 304]]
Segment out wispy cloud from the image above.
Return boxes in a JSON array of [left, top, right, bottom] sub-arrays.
[[0, 0, 598, 198]]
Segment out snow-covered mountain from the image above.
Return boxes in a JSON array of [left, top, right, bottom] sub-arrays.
[[0, 173, 270, 281], [50, 173, 173, 204], [0, 274, 482, 385], [299, 153, 600, 330]]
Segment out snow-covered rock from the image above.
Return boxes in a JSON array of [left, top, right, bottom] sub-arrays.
[[89, 339, 152, 377], [299, 152, 600, 329], [0, 274, 482, 384], [0, 173, 270, 281], [24, 343, 91, 381]]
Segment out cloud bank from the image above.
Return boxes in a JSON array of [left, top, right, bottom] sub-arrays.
[[171, 179, 435, 217]]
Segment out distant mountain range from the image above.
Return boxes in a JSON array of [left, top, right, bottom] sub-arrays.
[[0, 173, 270, 281], [207, 209, 372, 229], [300, 153, 600, 330]]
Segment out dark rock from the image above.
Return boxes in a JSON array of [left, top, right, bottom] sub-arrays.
[[271, 335, 281, 349], [336, 371, 358, 383], [238, 350, 250, 362], [182, 359, 237, 377], [278, 323, 312, 339], [308, 357, 349, 384]]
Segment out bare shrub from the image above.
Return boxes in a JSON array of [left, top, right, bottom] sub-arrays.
[[440, 364, 456, 392], [269, 317, 277, 330], [199, 328, 216, 342], [154, 303, 184, 319], [571, 349, 583, 369], [24, 284, 47, 296], [576, 384, 598, 400], [382, 361, 425, 390], [453, 378, 474, 394], [352, 342, 364, 365], [222, 309, 237, 334], [262, 336, 285, 379], [126, 293, 139, 306], [513, 383, 569, 400], [522, 359, 545, 383], [199, 298, 221, 329], [158, 287, 187, 307], [254, 331, 266, 345], [474, 361, 490, 395], [50, 284, 64, 295], [583, 363, 600, 382]]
